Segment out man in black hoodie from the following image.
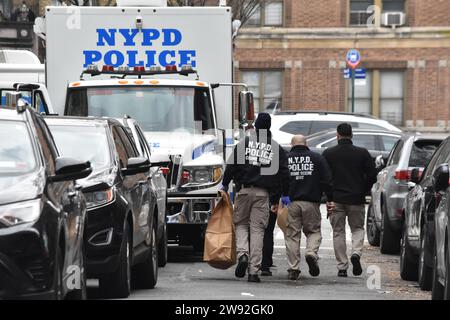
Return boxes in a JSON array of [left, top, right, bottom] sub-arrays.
[[322, 123, 377, 278], [284, 135, 332, 280], [222, 113, 289, 283]]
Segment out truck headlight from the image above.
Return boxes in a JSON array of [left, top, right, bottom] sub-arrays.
[[182, 166, 222, 187], [85, 188, 115, 209], [0, 199, 41, 227]]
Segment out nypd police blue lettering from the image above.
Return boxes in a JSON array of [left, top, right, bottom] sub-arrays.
[[83, 28, 197, 68]]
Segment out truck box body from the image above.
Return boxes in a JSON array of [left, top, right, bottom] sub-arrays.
[[45, 6, 233, 131]]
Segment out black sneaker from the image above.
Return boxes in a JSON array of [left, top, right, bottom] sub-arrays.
[[235, 254, 248, 278], [288, 270, 300, 280], [337, 270, 348, 277], [261, 270, 272, 276], [305, 255, 320, 277], [248, 274, 261, 283], [351, 254, 363, 276]]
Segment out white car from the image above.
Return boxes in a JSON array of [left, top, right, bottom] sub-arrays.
[[271, 111, 402, 146]]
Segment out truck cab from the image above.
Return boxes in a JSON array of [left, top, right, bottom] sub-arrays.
[[0, 82, 54, 114], [64, 66, 234, 249]]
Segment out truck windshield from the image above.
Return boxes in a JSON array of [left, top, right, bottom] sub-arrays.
[[66, 86, 215, 133], [0, 121, 37, 176]]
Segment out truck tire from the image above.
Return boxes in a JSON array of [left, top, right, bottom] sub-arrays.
[[380, 203, 400, 254], [133, 222, 158, 289], [99, 223, 131, 299], [366, 204, 380, 246], [418, 224, 433, 291], [400, 226, 418, 281], [53, 247, 64, 300], [158, 222, 168, 267]]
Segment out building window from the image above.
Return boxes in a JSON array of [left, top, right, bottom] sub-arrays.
[[348, 70, 373, 115], [350, 0, 374, 26], [380, 70, 404, 126], [241, 71, 283, 113], [246, 0, 283, 27], [383, 0, 405, 12]]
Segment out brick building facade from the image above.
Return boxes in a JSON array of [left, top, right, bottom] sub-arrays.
[[234, 0, 450, 130]]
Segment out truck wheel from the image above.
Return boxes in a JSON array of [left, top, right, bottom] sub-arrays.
[[418, 224, 433, 291], [158, 222, 168, 267], [99, 223, 131, 298], [400, 225, 418, 281], [432, 243, 444, 300], [366, 204, 380, 246], [380, 203, 400, 254], [133, 221, 158, 289]]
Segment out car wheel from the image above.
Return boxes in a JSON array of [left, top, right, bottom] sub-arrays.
[[418, 224, 433, 291], [432, 243, 444, 300], [400, 225, 419, 281], [366, 204, 380, 246], [133, 221, 158, 289], [99, 223, 131, 299], [65, 242, 87, 300], [158, 221, 168, 267], [380, 202, 400, 254]]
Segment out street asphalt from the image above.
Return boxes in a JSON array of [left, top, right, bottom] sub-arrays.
[[87, 204, 430, 300]]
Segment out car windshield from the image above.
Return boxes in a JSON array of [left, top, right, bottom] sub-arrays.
[[49, 125, 111, 171], [65, 86, 214, 133], [0, 121, 37, 176], [409, 140, 442, 168]]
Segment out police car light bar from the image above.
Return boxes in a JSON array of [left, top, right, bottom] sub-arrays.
[[80, 64, 197, 79]]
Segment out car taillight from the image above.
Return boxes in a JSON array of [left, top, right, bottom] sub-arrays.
[[160, 167, 170, 176], [394, 170, 410, 181]]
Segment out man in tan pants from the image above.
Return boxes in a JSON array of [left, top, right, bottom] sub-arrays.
[[221, 113, 289, 283], [284, 135, 332, 280], [322, 123, 377, 277]]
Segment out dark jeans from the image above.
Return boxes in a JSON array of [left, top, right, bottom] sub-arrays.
[[261, 211, 277, 271]]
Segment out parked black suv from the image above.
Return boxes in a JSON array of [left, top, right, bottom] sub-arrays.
[[431, 159, 450, 300], [46, 116, 159, 298], [402, 137, 449, 291], [0, 105, 91, 299], [117, 116, 168, 267]]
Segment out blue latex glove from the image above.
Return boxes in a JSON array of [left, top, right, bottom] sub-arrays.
[[281, 196, 291, 206]]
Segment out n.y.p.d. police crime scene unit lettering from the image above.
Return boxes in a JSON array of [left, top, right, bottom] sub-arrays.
[[246, 141, 274, 166], [83, 28, 197, 68], [288, 156, 315, 180]]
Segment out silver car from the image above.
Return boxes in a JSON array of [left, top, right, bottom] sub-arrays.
[[367, 133, 445, 254]]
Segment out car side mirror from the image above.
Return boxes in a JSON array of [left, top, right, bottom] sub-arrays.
[[410, 168, 422, 184], [238, 91, 255, 128], [50, 157, 92, 182], [121, 157, 150, 176], [375, 155, 385, 169], [433, 163, 449, 192]]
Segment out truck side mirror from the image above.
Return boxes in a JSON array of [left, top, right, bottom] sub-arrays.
[[238, 91, 255, 127], [433, 163, 449, 192]]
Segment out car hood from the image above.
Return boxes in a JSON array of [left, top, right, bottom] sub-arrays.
[[0, 169, 45, 205]]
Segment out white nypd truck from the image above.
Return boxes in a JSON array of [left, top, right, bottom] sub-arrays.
[[37, 0, 254, 251]]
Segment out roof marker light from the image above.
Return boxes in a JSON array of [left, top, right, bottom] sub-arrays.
[[134, 66, 145, 72], [102, 65, 114, 72], [134, 80, 144, 85], [87, 64, 98, 72], [118, 66, 130, 72], [166, 65, 177, 72], [149, 66, 161, 72], [118, 80, 128, 85], [149, 80, 160, 85]]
